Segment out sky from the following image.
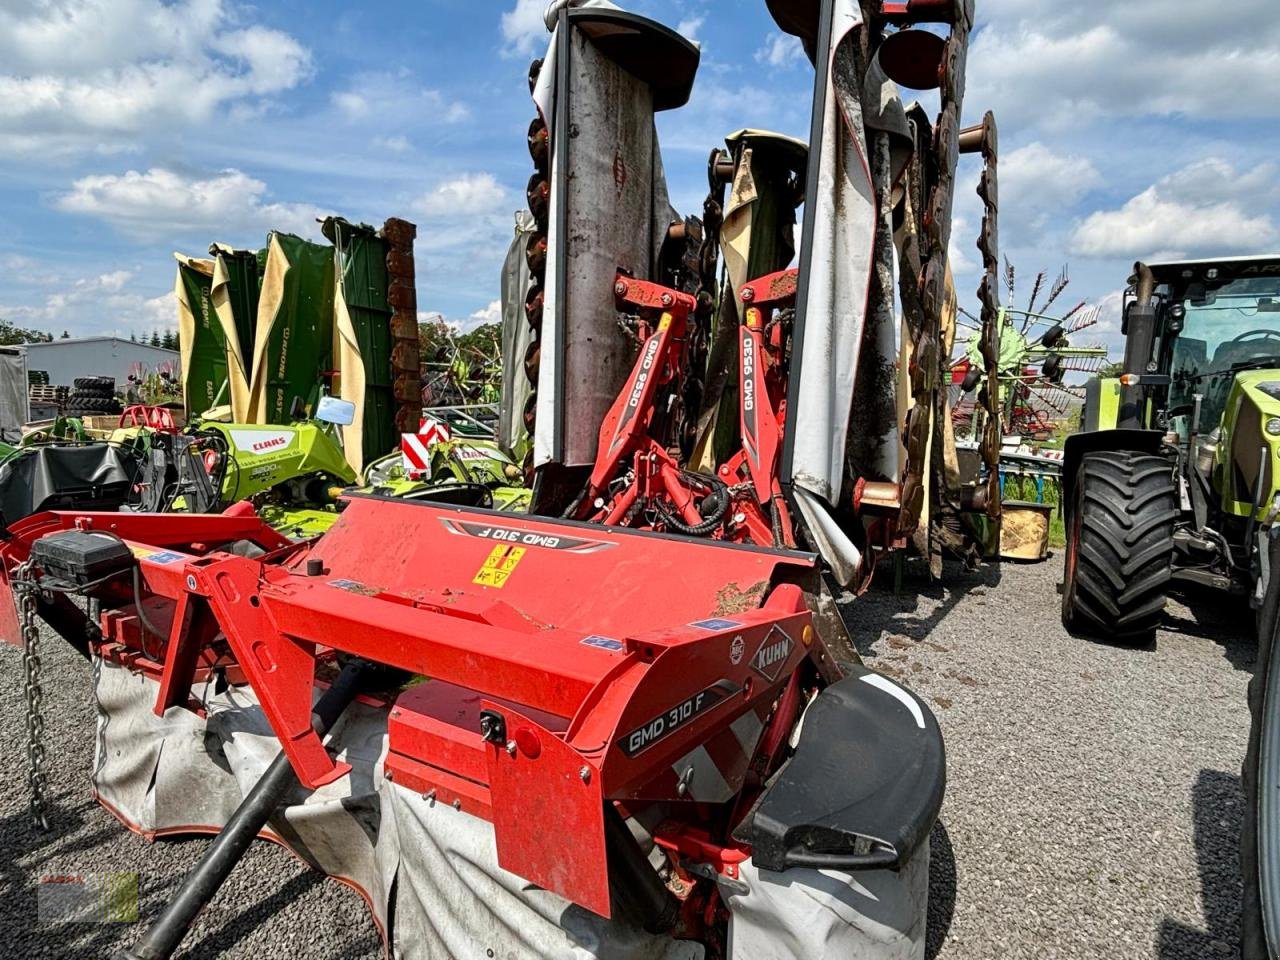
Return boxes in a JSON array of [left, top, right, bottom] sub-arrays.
[[1, 0, 1278, 363]]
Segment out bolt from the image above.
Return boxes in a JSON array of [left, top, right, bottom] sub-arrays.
[[741, 286, 754, 302], [579, 765, 591, 784], [452, 799, 462, 811], [425, 789, 437, 804], [385, 769, 394, 782], [506, 740, 517, 757], [615, 281, 628, 296], [661, 293, 673, 307], [185, 574, 197, 591], [676, 766, 693, 797], [306, 558, 323, 577]]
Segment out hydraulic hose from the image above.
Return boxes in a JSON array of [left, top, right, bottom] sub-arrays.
[[655, 473, 730, 536], [604, 803, 680, 934], [113, 660, 366, 960]]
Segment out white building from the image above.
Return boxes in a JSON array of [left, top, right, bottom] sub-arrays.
[[20, 337, 179, 389]]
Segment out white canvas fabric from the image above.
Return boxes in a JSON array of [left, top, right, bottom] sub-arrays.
[[90, 660, 926, 959]]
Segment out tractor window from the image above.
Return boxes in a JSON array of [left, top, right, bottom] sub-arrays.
[[1168, 276, 1280, 425]]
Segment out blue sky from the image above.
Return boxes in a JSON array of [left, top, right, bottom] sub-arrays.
[[2, 0, 1278, 364]]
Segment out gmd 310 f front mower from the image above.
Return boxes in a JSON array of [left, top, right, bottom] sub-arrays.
[[2, 1, 1002, 957]]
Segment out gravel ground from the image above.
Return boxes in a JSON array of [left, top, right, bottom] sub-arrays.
[[0, 556, 1254, 958]]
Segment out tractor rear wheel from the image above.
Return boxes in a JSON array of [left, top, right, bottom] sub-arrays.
[[1243, 535, 1280, 959], [1061, 451, 1176, 643]]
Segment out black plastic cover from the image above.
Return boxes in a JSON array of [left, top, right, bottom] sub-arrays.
[[31, 530, 134, 588], [0, 444, 137, 526], [734, 664, 946, 873]]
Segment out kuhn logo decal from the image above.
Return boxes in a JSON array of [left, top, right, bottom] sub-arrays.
[[751, 626, 793, 683]]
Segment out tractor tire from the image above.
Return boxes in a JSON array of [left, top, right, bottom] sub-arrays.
[[1061, 451, 1176, 643], [1243, 533, 1280, 960], [72, 376, 115, 393], [66, 396, 122, 415]]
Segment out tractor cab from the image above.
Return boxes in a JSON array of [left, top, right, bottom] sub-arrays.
[[1156, 256, 1280, 446]]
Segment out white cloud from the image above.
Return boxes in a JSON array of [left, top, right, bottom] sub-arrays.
[[0, 0, 311, 157], [1070, 159, 1279, 259], [330, 73, 469, 125], [413, 174, 508, 218], [501, 0, 548, 58], [967, 1, 1280, 130], [418, 300, 503, 335], [1, 269, 176, 339], [56, 167, 330, 241], [755, 33, 806, 69], [467, 300, 502, 329], [999, 143, 1102, 236], [331, 91, 369, 118], [375, 135, 412, 154], [677, 16, 705, 43]]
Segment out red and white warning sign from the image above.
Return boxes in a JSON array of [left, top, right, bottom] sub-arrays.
[[401, 417, 452, 476], [417, 416, 452, 446]]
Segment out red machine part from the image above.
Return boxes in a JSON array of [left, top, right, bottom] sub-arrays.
[[717, 268, 797, 548], [119, 404, 180, 433], [570, 274, 712, 532], [0, 497, 839, 918]]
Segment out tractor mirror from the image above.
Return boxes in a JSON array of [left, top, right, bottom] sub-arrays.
[[316, 396, 356, 426], [1187, 282, 1215, 307]]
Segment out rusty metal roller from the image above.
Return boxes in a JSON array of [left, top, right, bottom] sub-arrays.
[[525, 232, 547, 280], [526, 173, 551, 224], [524, 285, 544, 334], [528, 117, 549, 172], [523, 339, 541, 384]]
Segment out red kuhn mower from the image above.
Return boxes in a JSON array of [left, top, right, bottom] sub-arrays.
[[2, 1, 999, 958]]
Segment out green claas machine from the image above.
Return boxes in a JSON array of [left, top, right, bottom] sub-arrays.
[[1061, 255, 1280, 642], [1057, 255, 1280, 959]]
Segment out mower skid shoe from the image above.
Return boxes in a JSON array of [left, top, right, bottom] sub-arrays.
[[734, 665, 944, 873]]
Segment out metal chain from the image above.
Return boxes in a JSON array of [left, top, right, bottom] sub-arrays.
[[88, 597, 109, 793], [14, 560, 50, 831]]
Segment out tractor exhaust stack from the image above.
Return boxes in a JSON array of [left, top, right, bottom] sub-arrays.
[[1119, 261, 1157, 428]]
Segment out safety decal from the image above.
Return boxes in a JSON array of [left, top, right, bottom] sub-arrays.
[[690, 617, 740, 631], [618, 679, 741, 758], [442, 519, 614, 554], [472, 545, 525, 588], [581, 635, 624, 652], [130, 547, 184, 564], [750, 625, 793, 683]]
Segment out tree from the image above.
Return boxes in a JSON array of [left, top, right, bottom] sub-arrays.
[[0, 318, 53, 346], [60, 330, 70, 339], [161, 330, 177, 350], [149, 331, 162, 348], [129, 332, 137, 343]]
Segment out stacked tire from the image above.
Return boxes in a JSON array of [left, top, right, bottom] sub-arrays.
[[65, 376, 122, 416]]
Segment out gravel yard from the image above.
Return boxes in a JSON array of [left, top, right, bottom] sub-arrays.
[[0, 556, 1255, 959]]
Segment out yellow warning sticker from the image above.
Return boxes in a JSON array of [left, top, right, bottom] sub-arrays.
[[472, 545, 526, 588]]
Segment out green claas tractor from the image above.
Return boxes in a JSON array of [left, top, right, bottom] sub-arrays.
[[1062, 254, 1280, 642], [1057, 256, 1280, 958]]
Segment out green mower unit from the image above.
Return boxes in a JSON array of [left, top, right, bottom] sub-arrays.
[[1062, 255, 1280, 641]]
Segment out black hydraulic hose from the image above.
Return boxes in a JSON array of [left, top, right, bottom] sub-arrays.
[[113, 660, 366, 960], [603, 803, 679, 934], [656, 473, 730, 537]]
